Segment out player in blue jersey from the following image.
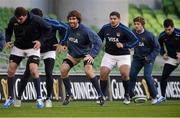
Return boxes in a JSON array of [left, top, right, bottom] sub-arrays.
[[14, 8, 68, 108], [98, 11, 139, 104], [129, 16, 162, 104], [57, 10, 104, 106], [0, 32, 5, 51], [158, 18, 180, 102], [2, 7, 52, 109]]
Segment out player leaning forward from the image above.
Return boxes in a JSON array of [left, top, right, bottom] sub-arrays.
[[2, 7, 52, 108]]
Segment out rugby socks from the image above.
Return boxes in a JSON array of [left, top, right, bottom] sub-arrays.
[[90, 76, 103, 96], [7, 77, 14, 99], [100, 80, 108, 96], [17, 71, 29, 100], [34, 78, 42, 99], [44, 58, 55, 99], [62, 77, 72, 96], [123, 80, 130, 97]]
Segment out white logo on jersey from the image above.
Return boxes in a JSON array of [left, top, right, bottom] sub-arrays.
[[108, 37, 119, 42], [139, 42, 144, 46], [69, 37, 78, 43]]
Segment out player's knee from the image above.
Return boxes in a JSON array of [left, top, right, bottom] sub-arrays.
[[30, 70, 39, 78], [60, 67, 69, 77], [121, 73, 129, 80], [7, 68, 16, 77], [100, 74, 108, 80]]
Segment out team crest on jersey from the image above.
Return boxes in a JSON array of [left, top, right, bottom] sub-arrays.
[[76, 33, 80, 36], [141, 37, 145, 41], [116, 32, 120, 37], [14, 23, 19, 26]]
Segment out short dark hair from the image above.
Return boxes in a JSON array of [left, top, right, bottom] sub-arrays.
[[163, 18, 174, 28], [67, 10, 81, 23], [31, 8, 43, 17], [133, 16, 145, 26], [14, 7, 27, 17], [109, 11, 120, 18]]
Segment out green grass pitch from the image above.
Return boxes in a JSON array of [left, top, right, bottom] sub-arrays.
[[0, 100, 179, 117]]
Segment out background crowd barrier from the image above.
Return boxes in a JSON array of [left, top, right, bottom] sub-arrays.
[[0, 74, 180, 102]]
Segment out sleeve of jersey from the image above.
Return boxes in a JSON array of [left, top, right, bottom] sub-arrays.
[[39, 18, 52, 45], [98, 27, 105, 42], [123, 29, 139, 48], [56, 21, 69, 46], [5, 19, 13, 42], [147, 36, 160, 61], [158, 34, 166, 56], [88, 30, 102, 58]]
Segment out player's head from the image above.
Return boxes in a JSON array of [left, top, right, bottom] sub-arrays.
[[133, 16, 145, 33], [67, 10, 81, 28], [109, 11, 120, 27], [14, 7, 28, 24], [163, 18, 174, 35], [31, 8, 43, 17]]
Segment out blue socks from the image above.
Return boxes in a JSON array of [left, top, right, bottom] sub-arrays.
[[90, 76, 103, 96], [7, 77, 14, 99], [33, 78, 41, 99], [100, 80, 108, 96], [62, 77, 72, 96]]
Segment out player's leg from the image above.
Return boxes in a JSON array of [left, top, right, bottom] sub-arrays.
[[42, 51, 56, 107], [160, 63, 177, 98], [118, 55, 131, 104], [44, 58, 55, 107], [60, 54, 78, 105], [100, 53, 114, 96], [27, 48, 43, 108], [84, 61, 105, 106], [143, 62, 159, 104], [3, 47, 24, 108], [14, 61, 30, 107], [129, 59, 143, 98]]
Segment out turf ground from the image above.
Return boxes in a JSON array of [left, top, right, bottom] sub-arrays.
[[0, 100, 180, 117]]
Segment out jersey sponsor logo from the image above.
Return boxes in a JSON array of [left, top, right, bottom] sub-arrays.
[[138, 42, 144, 46], [108, 37, 119, 42], [69, 37, 78, 43]]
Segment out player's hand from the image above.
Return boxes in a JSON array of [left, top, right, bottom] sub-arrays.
[[163, 53, 168, 60], [176, 52, 180, 59], [5, 42, 12, 49], [33, 40, 41, 49], [54, 44, 62, 54], [61, 45, 68, 52], [54, 44, 67, 54], [116, 42, 123, 48], [84, 54, 94, 63]]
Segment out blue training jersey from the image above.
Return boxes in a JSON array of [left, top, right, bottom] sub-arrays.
[[132, 29, 160, 62], [41, 17, 68, 53], [158, 28, 180, 59], [66, 24, 102, 58], [98, 23, 139, 55]]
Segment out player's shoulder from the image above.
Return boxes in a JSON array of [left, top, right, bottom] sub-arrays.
[[144, 29, 155, 37], [174, 28, 180, 35], [119, 23, 131, 32], [159, 31, 166, 38], [102, 23, 111, 29]]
